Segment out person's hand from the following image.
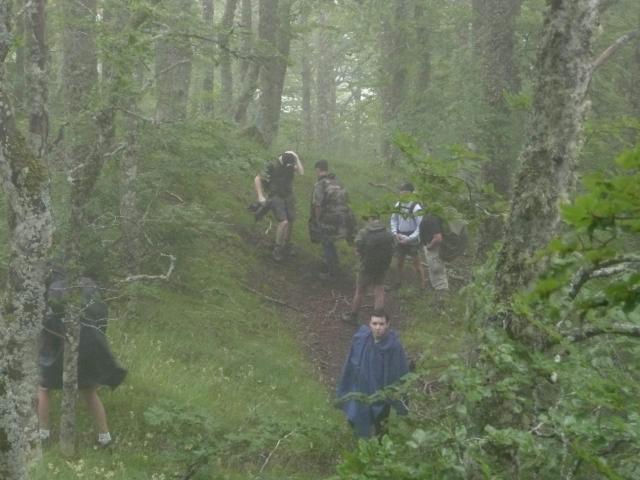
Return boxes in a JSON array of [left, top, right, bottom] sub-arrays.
[[258, 195, 266, 204], [396, 234, 408, 244]]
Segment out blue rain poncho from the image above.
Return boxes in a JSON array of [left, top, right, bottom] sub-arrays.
[[336, 325, 409, 437]]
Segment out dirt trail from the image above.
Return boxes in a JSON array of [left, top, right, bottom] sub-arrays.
[[248, 241, 411, 388]]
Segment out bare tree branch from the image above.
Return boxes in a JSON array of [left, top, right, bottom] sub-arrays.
[[119, 253, 176, 283], [566, 323, 640, 342], [568, 255, 640, 299], [591, 28, 640, 72]]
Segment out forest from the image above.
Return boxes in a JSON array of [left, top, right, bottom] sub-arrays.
[[0, 0, 639, 478]]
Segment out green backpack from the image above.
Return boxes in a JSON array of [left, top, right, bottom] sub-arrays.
[[361, 228, 395, 275]]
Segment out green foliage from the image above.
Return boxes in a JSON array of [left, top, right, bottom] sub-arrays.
[[337, 147, 640, 479]]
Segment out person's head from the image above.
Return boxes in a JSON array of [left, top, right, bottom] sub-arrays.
[[279, 151, 299, 168], [369, 309, 390, 340], [314, 159, 329, 177], [399, 181, 414, 196]]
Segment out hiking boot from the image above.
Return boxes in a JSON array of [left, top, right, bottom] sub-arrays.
[[341, 312, 359, 326], [272, 246, 284, 262]]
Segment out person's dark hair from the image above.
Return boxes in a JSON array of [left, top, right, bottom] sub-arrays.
[[399, 181, 414, 193], [371, 308, 390, 323], [314, 159, 329, 171], [280, 151, 298, 167]]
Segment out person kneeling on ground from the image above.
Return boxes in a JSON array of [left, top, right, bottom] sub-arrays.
[[336, 310, 409, 438], [37, 268, 127, 447], [254, 151, 304, 262], [342, 215, 394, 325], [309, 159, 355, 279]]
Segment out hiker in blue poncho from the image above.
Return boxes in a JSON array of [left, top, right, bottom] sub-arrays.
[[337, 310, 409, 438]]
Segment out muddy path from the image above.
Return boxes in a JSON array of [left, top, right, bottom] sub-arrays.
[[247, 237, 413, 389]]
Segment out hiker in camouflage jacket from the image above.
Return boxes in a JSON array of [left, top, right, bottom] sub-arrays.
[[309, 160, 355, 278]]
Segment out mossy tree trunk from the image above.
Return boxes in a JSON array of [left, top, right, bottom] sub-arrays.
[[0, 2, 54, 476], [256, 0, 293, 147], [25, 0, 48, 160], [494, 0, 601, 336]]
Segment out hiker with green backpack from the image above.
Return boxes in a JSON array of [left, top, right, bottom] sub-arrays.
[[342, 215, 395, 325]]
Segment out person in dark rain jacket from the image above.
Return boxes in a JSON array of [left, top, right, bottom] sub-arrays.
[[336, 310, 409, 438]]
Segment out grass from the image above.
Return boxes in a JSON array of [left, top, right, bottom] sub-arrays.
[[25, 126, 468, 479]]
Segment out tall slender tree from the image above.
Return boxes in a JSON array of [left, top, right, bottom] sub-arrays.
[[220, 0, 239, 117], [256, 0, 293, 147], [0, 1, 54, 476], [59, 0, 100, 456], [378, 0, 410, 164], [315, 12, 337, 151], [473, 0, 523, 259], [201, 0, 215, 114], [238, 0, 253, 83], [155, 0, 194, 122]]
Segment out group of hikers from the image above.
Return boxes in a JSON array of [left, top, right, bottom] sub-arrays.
[[254, 150, 450, 437], [32, 150, 450, 451]]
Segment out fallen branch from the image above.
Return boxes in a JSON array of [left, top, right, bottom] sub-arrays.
[[259, 429, 297, 474], [119, 253, 176, 283], [242, 284, 305, 313]]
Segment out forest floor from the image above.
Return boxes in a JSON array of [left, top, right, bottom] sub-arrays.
[[247, 229, 429, 389]]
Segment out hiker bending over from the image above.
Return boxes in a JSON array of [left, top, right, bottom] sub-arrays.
[[337, 310, 409, 438], [254, 150, 304, 261], [37, 268, 127, 447], [309, 159, 355, 279], [390, 182, 427, 289], [342, 215, 394, 325], [420, 212, 449, 292]]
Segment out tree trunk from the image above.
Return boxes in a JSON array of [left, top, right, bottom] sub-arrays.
[[13, 13, 26, 109], [238, 0, 253, 83], [413, 1, 431, 90], [301, 34, 313, 147], [220, 0, 239, 117], [315, 12, 337, 151], [155, 0, 193, 122], [378, 0, 409, 164], [234, 61, 260, 125], [60, 0, 99, 456], [25, 0, 49, 160], [352, 86, 362, 151], [201, 0, 214, 115], [494, 0, 601, 335], [0, 4, 54, 477], [473, 0, 523, 260], [256, 0, 292, 147]]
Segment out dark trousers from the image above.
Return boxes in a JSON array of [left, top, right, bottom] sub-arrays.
[[322, 240, 339, 274]]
